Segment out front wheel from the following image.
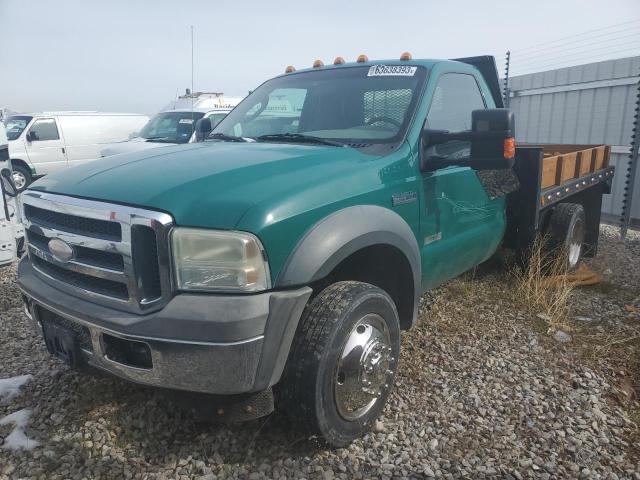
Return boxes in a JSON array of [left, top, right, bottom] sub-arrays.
[[278, 281, 400, 447], [11, 165, 32, 192]]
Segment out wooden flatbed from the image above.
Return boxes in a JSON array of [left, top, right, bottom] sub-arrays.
[[505, 144, 614, 257]]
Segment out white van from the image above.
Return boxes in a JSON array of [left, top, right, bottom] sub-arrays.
[[5, 112, 148, 190]]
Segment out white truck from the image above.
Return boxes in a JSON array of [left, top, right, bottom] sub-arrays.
[[100, 92, 243, 157], [5, 112, 149, 191], [0, 125, 24, 267]]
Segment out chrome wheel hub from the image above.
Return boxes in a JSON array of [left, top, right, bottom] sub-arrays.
[[12, 171, 26, 190], [334, 313, 394, 421], [568, 218, 584, 269]]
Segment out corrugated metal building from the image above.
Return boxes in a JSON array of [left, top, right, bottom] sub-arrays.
[[507, 56, 639, 228]]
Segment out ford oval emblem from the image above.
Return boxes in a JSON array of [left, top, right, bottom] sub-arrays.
[[48, 238, 75, 263]]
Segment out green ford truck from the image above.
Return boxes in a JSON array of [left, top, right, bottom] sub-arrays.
[[17, 54, 613, 446]]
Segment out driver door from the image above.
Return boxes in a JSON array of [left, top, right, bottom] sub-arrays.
[[25, 118, 67, 174], [419, 72, 506, 289]]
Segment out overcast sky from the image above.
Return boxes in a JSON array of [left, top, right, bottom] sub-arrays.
[[1, 0, 638, 114]]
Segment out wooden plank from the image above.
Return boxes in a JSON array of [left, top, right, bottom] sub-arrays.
[[559, 152, 577, 183], [603, 145, 611, 167], [593, 145, 606, 170], [541, 155, 559, 189], [580, 148, 594, 176]]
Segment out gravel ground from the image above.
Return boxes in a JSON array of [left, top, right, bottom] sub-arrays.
[[1, 224, 639, 479]]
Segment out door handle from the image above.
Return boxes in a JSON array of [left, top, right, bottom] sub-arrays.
[[61, 148, 65, 154]]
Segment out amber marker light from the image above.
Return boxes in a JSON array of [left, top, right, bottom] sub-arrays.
[[284, 65, 296, 73], [313, 59, 324, 68], [356, 54, 369, 63], [400, 52, 412, 61], [504, 137, 516, 159], [334, 56, 345, 65]]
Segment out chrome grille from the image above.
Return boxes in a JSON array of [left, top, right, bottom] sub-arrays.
[[22, 191, 173, 314]]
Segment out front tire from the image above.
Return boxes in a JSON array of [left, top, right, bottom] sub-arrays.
[[278, 281, 400, 447], [11, 165, 32, 192]]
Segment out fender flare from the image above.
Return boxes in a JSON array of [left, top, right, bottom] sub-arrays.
[[276, 205, 421, 324]]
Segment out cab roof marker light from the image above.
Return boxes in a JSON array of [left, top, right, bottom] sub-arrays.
[[356, 54, 369, 63], [400, 52, 412, 61], [333, 56, 345, 65], [284, 65, 296, 73], [313, 59, 324, 68]]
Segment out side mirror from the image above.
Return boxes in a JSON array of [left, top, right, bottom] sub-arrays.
[[470, 109, 515, 170], [194, 118, 212, 142], [26, 131, 38, 142], [0, 168, 17, 197], [421, 108, 515, 171]]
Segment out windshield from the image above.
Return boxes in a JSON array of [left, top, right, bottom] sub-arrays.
[[5, 116, 33, 141], [139, 111, 205, 143], [212, 65, 427, 145]]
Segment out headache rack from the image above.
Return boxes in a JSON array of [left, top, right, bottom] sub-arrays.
[[505, 144, 614, 256], [21, 191, 174, 314]]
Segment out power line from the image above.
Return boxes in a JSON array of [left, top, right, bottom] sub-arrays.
[[511, 18, 640, 53], [514, 29, 640, 61], [514, 39, 640, 68], [511, 48, 640, 76]]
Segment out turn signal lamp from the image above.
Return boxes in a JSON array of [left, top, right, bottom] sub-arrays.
[[284, 65, 296, 73], [503, 138, 516, 159], [333, 56, 345, 65], [400, 52, 412, 61], [356, 54, 369, 63], [313, 59, 324, 68]]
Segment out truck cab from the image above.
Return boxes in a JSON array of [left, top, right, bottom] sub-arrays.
[[16, 54, 608, 446]]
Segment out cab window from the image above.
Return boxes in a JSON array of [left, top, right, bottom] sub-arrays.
[[426, 73, 485, 160], [28, 118, 60, 141]]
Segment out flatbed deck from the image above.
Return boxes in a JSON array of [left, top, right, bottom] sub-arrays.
[[506, 144, 614, 257]]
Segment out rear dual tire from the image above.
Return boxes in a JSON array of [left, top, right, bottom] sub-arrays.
[[278, 281, 400, 447], [547, 203, 586, 271]]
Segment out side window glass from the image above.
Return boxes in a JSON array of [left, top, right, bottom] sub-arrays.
[[29, 119, 60, 141], [426, 74, 485, 161]]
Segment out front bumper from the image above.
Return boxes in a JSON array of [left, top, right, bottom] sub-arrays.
[[17, 258, 312, 395]]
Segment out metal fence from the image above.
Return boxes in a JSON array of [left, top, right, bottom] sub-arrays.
[[505, 55, 640, 230]]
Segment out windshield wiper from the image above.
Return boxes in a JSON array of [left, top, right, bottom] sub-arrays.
[[208, 132, 249, 143], [256, 133, 345, 147]]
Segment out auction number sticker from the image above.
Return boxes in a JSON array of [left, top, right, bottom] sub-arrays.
[[367, 65, 417, 76]]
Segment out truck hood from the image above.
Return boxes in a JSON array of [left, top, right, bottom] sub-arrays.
[[29, 142, 375, 229]]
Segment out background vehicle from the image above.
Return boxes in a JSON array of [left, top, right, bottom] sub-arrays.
[[16, 55, 613, 447], [0, 125, 24, 267], [5, 112, 148, 191], [100, 92, 242, 157], [99, 107, 235, 157]]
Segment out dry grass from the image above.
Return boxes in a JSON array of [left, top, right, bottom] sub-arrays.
[[513, 236, 574, 331]]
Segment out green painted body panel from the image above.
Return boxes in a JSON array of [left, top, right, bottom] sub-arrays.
[[29, 58, 506, 291]]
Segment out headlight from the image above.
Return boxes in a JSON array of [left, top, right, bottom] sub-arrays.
[[171, 228, 270, 292]]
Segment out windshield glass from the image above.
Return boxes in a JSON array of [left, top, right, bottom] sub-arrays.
[[139, 111, 205, 143], [5, 116, 33, 141], [212, 65, 427, 145]]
